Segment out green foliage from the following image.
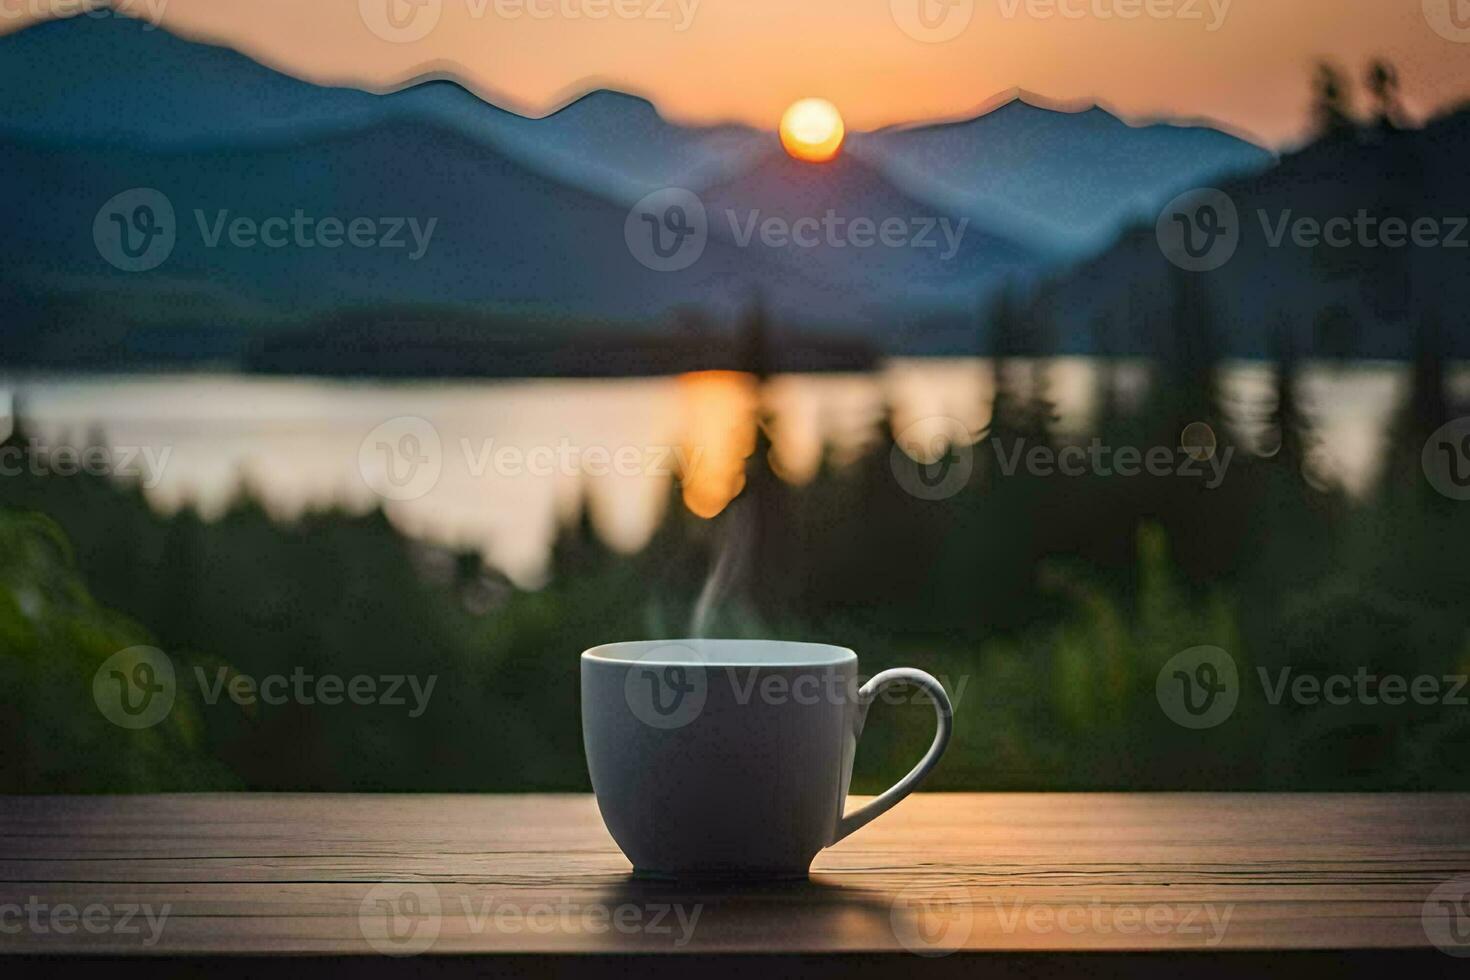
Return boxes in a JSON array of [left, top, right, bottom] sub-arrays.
[[1, 315, 1467, 792], [0, 509, 231, 791]]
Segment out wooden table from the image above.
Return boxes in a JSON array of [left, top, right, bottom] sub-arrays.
[[4, 793, 1469, 977]]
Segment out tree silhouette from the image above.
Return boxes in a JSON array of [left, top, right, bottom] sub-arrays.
[[1313, 63, 1355, 139], [1366, 60, 1404, 131]]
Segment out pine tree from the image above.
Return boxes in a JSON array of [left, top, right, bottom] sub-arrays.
[[1381, 314, 1451, 502], [1313, 63, 1355, 139], [1267, 318, 1312, 481], [1366, 60, 1403, 131]]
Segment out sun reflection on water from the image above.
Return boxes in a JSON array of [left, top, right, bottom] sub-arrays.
[[676, 370, 759, 519]]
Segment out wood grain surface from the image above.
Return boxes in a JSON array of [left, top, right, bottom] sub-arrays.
[[3, 792, 1469, 971]]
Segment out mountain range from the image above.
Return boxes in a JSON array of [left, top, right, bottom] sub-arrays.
[[1031, 109, 1470, 358], [847, 96, 1273, 255], [0, 13, 1284, 366]]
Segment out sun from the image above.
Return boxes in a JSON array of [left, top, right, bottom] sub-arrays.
[[779, 98, 845, 163]]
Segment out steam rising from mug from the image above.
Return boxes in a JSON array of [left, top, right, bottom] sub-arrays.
[[689, 498, 753, 638]]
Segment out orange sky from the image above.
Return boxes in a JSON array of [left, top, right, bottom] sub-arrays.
[[8, 0, 1470, 145]]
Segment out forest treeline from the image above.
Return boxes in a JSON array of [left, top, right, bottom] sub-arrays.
[[1, 266, 1467, 793]]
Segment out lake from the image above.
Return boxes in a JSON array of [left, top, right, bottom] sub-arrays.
[[3, 359, 1460, 585]]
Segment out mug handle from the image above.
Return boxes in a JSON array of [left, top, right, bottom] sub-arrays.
[[831, 667, 953, 844]]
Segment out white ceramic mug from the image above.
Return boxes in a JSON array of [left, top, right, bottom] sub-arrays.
[[581, 639, 953, 878]]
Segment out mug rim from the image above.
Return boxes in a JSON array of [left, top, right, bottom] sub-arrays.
[[582, 638, 856, 668]]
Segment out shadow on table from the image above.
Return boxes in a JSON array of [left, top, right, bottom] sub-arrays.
[[582, 870, 937, 953]]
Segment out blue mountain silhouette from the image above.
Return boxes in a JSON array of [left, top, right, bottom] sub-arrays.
[[0, 14, 1286, 367]]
